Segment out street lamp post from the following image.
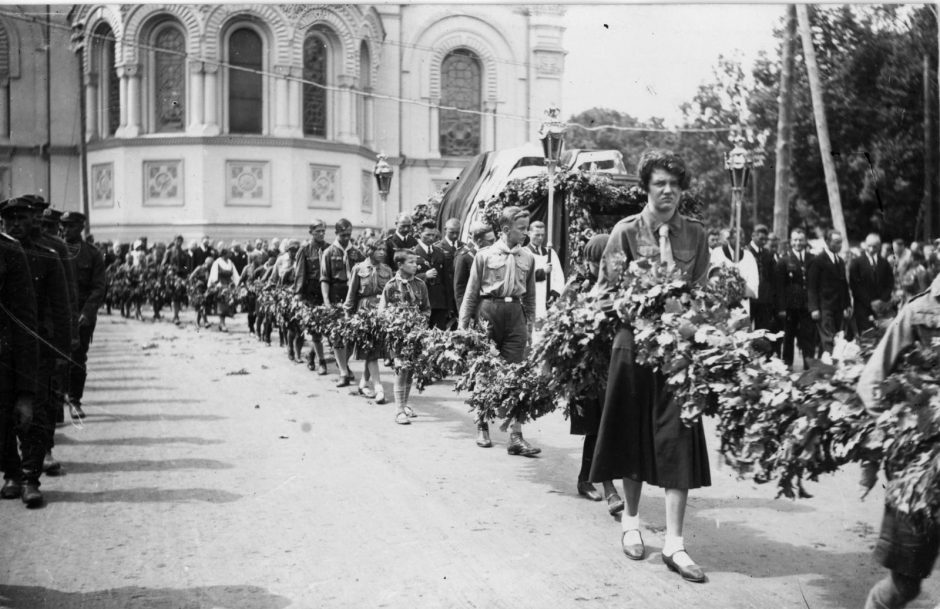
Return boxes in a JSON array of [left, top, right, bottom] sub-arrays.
[[725, 135, 753, 263], [373, 152, 393, 236], [539, 105, 566, 249]]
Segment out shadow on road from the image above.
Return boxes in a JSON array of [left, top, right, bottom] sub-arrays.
[[0, 584, 291, 609], [63, 459, 235, 474], [86, 413, 223, 424], [43, 487, 242, 504], [55, 436, 224, 447]]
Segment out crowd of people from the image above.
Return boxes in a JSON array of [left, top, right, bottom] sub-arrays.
[[0, 149, 935, 606]]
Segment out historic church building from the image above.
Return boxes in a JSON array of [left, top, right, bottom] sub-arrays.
[[0, 4, 565, 241]]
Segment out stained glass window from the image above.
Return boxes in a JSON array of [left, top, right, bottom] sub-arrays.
[[228, 28, 262, 134], [302, 35, 327, 137], [107, 39, 119, 136], [154, 26, 185, 132], [95, 23, 120, 137], [439, 50, 481, 157]]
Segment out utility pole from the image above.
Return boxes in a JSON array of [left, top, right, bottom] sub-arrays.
[[925, 53, 933, 241], [797, 4, 847, 240], [773, 5, 796, 241]]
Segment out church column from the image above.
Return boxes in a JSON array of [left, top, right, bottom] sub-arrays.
[[203, 63, 220, 135], [287, 66, 302, 137], [273, 64, 290, 137], [83, 73, 98, 140], [117, 65, 128, 132], [428, 96, 440, 157], [363, 87, 374, 147], [336, 74, 357, 144], [187, 60, 204, 134], [123, 63, 141, 137]]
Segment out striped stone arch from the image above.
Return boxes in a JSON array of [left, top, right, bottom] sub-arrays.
[[0, 16, 17, 80], [73, 5, 122, 75], [289, 6, 357, 78], [203, 4, 291, 65], [121, 4, 202, 65], [429, 34, 499, 103], [359, 7, 384, 84]]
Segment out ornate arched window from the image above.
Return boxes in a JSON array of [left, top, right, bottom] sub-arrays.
[[302, 34, 327, 137], [439, 49, 481, 157], [0, 21, 10, 139], [93, 23, 120, 137], [151, 23, 185, 132], [228, 27, 263, 134], [357, 41, 370, 142]]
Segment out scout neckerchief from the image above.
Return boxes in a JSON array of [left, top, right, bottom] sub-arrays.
[[392, 271, 418, 304], [332, 238, 353, 276], [492, 239, 522, 297]]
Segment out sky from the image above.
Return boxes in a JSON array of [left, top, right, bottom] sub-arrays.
[[561, 4, 787, 126]]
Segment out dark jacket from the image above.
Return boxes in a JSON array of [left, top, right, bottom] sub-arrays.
[[453, 245, 476, 313], [385, 233, 418, 266], [0, 233, 39, 402], [746, 243, 776, 304], [23, 240, 72, 360], [412, 242, 448, 310], [68, 240, 107, 325], [807, 251, 850, 315], [775, 249, 810, 312], [849, 252, 894, 325], [293, 240, 326, 303], [435, 237, 463, 315]]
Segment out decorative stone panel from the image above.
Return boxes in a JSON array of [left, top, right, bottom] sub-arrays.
[[226, 160, 270, 207], [92, 162, 114, 208], [361, 169, 373, 213], [308, 164, 340, 209], [142, 160, 184, 206]]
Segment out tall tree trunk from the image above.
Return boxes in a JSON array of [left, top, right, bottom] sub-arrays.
[[925, 53, 933, 241], [797, 4, 847, 239], [773, 5, 797, 240]]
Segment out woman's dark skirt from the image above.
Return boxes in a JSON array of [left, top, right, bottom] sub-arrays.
[[588, 327, 711, 490]]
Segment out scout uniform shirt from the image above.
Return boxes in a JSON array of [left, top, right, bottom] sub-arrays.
[[320, 240, 365, 304], [597, 206, 710, 294], [458, 240, 537, 329]]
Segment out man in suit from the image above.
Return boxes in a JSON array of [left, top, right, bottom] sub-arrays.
[[454, 221, 496, 313], [413, 221, 449, 330], [435, 218, 464, 327], [775, 228, 815, 368], [385, 213, 418, 263], [807, 229, 852, 357], [849, 232, 895, 336], [740, 224, 776, 331]]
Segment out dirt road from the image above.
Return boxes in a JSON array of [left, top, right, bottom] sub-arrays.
[[0, 312, 936, 609]]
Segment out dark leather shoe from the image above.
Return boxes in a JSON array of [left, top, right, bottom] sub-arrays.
[[621, 530, 645, 561], [43, 452, 62, 476], [22, 483, 43, 508], [606, 491, 625, 515], [69, 401, 86, 419], [476, 424, 492, 448], [577, 481, 603, 501], [316, 363, 328, 376], [662, 550, 706, 583], [1, 479, 22, 499], [335, 376, 351, 388], [506, 432, 541, 457]]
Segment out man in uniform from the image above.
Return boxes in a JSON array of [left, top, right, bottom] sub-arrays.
[[413, 221, 449, 330], [61, 211, 106, 420], [321, 218, 365, 386], [774, 228, 815, 368], [458, 206, 540, 456], [294, 220, 329, 374], [435, 218, 464, 328], [454, 221, 496, 313], [23, 196, 78, 473], [162, 234, 192, 325], [856, 274, 940, 609], [0, 199, 49, 506]]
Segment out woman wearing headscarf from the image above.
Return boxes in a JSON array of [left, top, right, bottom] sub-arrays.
[[208, 248, 240, 332]]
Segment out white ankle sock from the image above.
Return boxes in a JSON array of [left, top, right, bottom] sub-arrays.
[[621, 514, 639, 532], [663, 535, 684, 556]]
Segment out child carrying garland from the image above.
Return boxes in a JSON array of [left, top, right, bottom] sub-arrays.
[[379, 250, 430, 425]]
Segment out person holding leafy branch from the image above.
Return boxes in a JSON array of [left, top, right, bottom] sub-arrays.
[[458, 205, 540, 457], [344, 238, 394, 403], [558, 232, 625, 515], [590, 149, 711, 583], [379, 250, 430, 425], [856, 274, 940, 609]]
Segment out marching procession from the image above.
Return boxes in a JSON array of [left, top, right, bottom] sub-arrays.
[[1, 149, 938, 608]]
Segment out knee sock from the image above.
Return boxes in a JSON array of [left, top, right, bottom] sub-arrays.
[[394, 373, 407, 410], [579, 434, 597, 482], [621, 514, 640, 532]]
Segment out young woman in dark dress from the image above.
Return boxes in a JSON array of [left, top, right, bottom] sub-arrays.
[[590, 150, 711, 583]]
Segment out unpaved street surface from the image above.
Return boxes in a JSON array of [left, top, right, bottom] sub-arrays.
[[0, 313, 937, 609]]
